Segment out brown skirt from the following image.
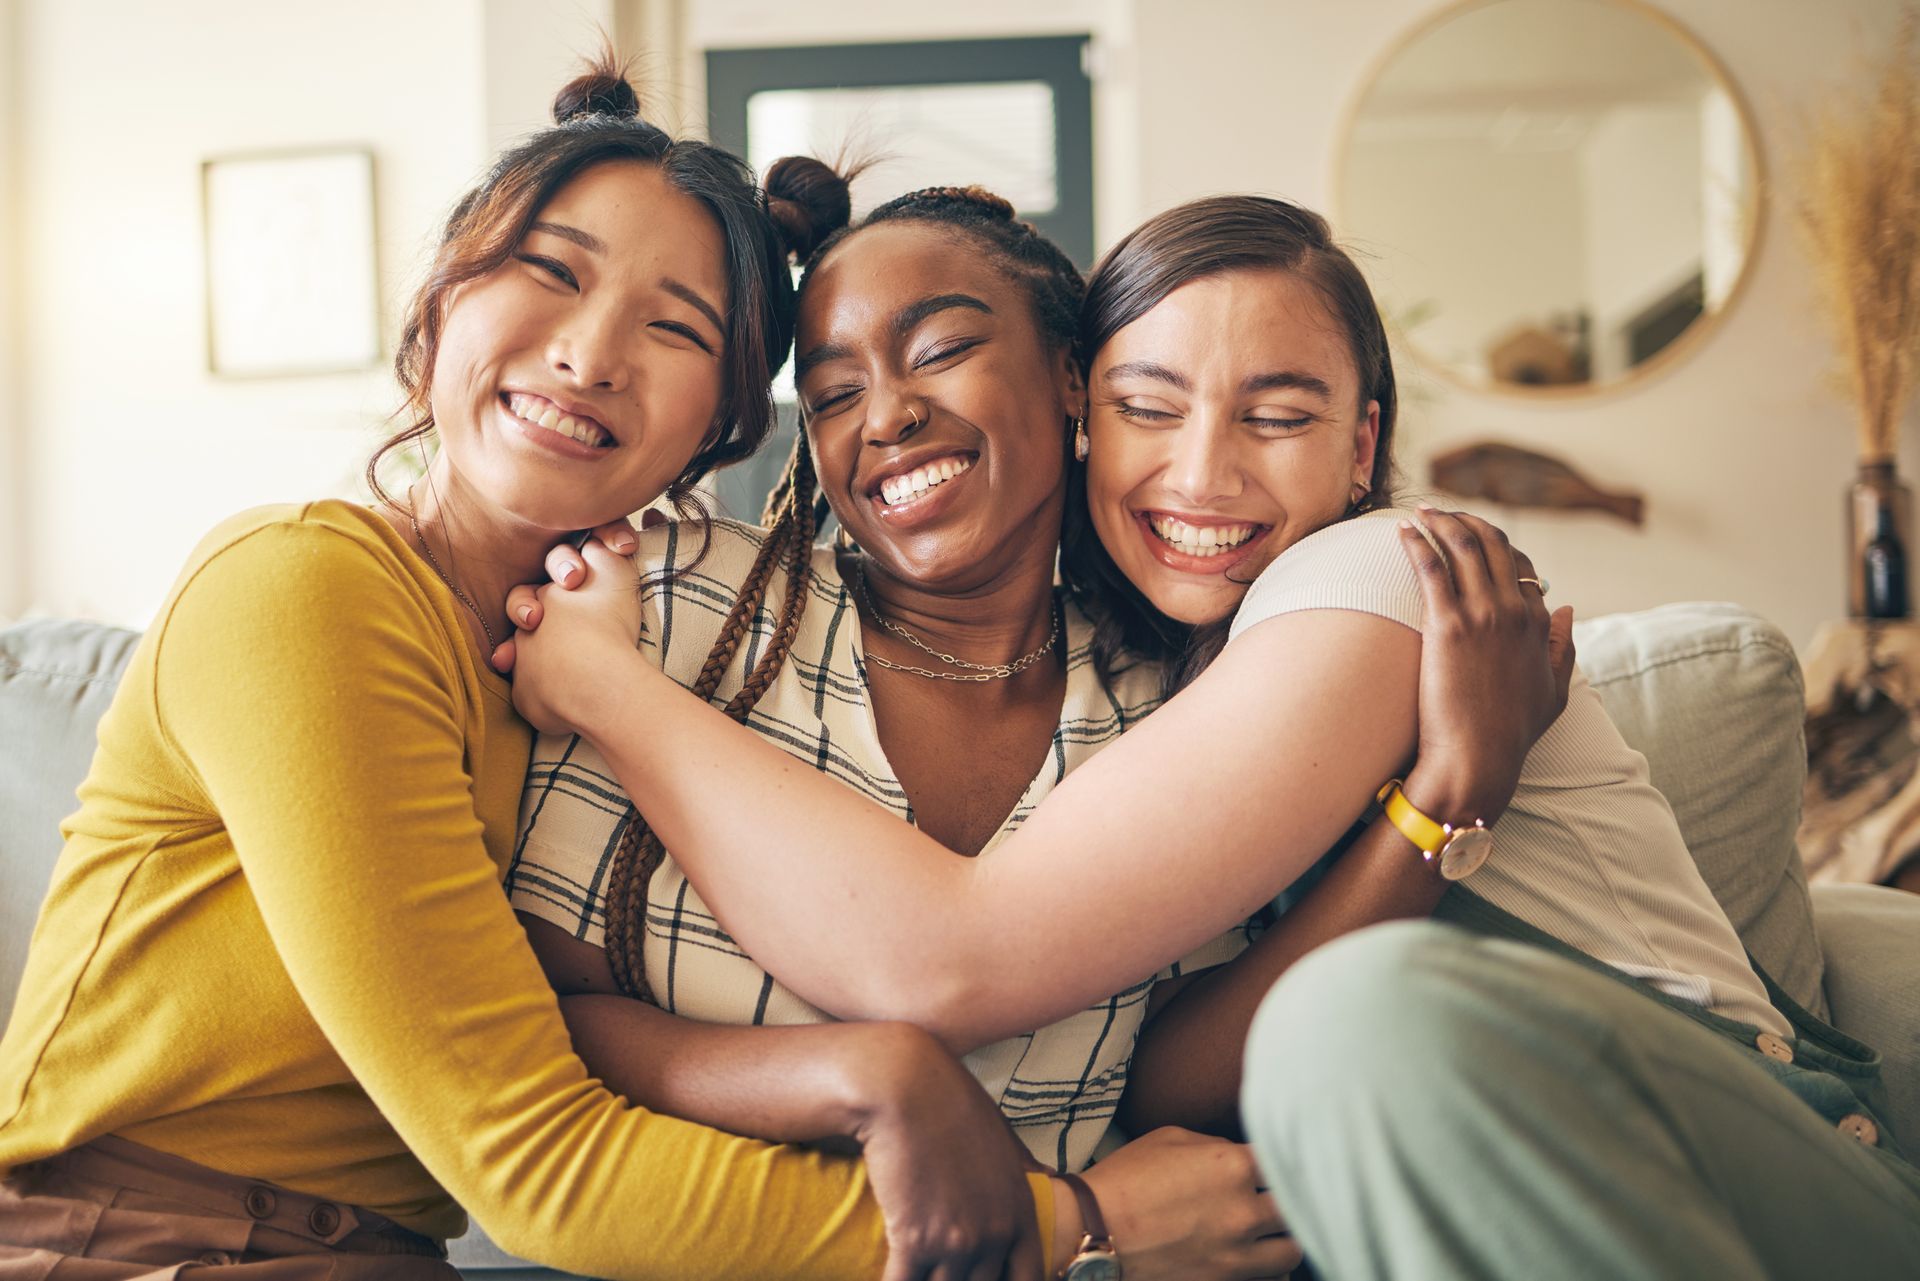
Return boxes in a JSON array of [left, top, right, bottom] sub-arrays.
[[0, 1136, 457, 1279]]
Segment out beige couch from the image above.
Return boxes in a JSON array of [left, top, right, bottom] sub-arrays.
[[3, 603, 1917, 1278]]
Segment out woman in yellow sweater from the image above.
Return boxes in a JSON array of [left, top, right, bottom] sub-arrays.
[[0, 59, 1268, 1280]]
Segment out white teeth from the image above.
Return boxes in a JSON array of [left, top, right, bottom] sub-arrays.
[[879, 455, 974, 507], [1147, 515, 1258, 557], [507, 393, 609, 447]]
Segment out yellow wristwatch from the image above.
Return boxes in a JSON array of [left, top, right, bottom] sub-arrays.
[[1376, 779, 1493, 881]]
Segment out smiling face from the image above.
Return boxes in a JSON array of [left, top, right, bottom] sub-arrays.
[[1085, 267, 1379, 626], [427, 160, 731, 533], [794, 221, 1082, 591]]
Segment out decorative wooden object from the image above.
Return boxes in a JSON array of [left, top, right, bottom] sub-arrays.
[[1428, 442, 1645, 525], [1799, 619, 1920, 887]]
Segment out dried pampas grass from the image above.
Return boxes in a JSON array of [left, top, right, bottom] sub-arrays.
[[1793, 10, 1920, 463]]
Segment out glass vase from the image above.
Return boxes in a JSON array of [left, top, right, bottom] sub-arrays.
[[1848, 461, 1913, 621]]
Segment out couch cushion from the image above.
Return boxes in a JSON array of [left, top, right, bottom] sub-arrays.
[[1811, 883, 1920, 1147], [0, 620, 140, 1029], [1573, 602, 1825, 1016]]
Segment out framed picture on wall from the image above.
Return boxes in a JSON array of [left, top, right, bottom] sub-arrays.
[[202, 147, 380, 377]]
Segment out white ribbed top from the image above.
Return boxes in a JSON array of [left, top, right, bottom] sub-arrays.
[[1229, 509, 1788, 1036]]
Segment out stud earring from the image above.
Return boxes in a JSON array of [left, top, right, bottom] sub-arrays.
[[1073, 417, 1090, 462]]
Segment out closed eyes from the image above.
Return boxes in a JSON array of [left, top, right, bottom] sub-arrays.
[[911, 337, 983, 369], [1115, 403, 1313, 432], [652, 320, 716, 355], [517, 253, 577, 288], [517, 255, 715, 354]]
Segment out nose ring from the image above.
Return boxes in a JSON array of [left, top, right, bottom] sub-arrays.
[[906, 406, 920, 431]]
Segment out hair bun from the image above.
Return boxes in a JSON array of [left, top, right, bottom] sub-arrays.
[[553, 56, 642, 124], [764, 156, 854, 266]]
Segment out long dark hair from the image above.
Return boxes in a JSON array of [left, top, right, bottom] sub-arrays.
[[1060, 195, 1400, 695], [600, 432, 831, 1003]]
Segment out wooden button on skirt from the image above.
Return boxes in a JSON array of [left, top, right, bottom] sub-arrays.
[[0, 1135, 456, 1278]]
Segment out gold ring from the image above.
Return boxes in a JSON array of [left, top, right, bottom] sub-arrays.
[[906, 406, 920, 430], [1517, 576, 1549, 594]]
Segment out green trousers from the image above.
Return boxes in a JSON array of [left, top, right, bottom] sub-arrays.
[[1240, 917, 1920, 1280]]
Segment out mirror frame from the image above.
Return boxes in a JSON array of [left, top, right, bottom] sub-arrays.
[[1333, 0, 1767, 401]]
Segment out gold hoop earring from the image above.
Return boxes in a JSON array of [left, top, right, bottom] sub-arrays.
[[1073, 417, 1089, 462], [1349, 478, 1372, 510]]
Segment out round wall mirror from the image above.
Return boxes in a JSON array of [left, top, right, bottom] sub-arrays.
[[1337, 0, 1763, 397]]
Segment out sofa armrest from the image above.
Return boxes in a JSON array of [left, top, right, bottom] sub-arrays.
[[1, 620, 142, 1029], [1811, 883, 1920, 1150], [1575, 604, 1825, 1015]]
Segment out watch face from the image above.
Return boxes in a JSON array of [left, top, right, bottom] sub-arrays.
[[1064, 1255, 1122, 1281], [1438, 827, 1493, 880]]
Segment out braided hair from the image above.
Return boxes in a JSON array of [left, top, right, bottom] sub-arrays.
[[601, 433, 828, 1001], [600, 157, 841, 1003], [600, 178, 1085, 1002]]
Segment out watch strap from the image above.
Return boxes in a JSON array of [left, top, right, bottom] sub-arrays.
[[1056, 1170, 1113, 1250], [1376, 778, 1448, 855]]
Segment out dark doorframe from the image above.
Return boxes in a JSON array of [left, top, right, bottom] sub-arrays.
[[706, 35, 1095, 267]]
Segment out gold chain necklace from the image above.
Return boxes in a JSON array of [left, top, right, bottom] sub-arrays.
[[853, 561, 1059, 683], [406, 506, 498, 652]]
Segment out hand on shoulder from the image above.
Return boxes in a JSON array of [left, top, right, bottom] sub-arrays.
[[1396, 506, 1576, 823]]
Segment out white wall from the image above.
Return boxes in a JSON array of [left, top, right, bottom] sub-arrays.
[[7, 0, 1916, 653], [0, 1, 23, 621], [1121, 0, 1920, 654], [483, 0, 620, 154], [11, 0, 489, 625]]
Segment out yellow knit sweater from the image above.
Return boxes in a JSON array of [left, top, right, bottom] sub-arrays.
[[0, 501, 1043, 1278]]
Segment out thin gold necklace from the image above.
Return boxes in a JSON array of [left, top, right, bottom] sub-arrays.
[[406, 506, 498, 652], [853, 561, 1059, 683]]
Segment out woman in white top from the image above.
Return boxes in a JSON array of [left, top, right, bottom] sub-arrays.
[[501, 180, 1570, 1279], [1061, 197, 1918, 1277], [504, 194, 1918, 1277]]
